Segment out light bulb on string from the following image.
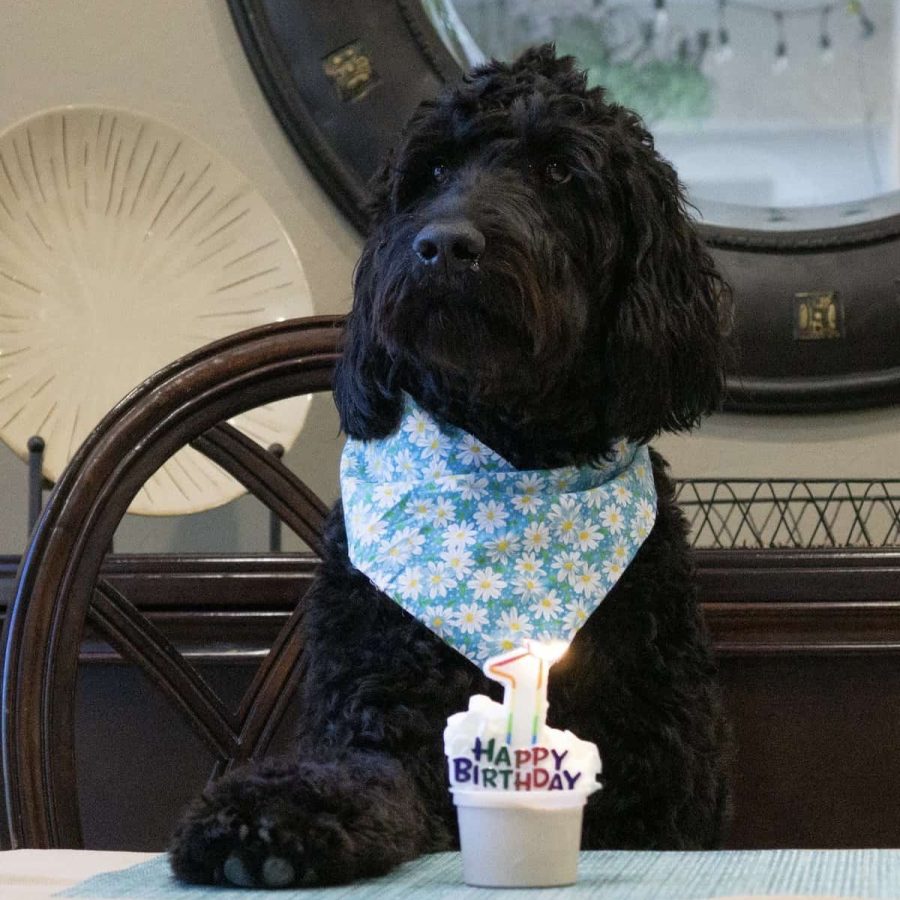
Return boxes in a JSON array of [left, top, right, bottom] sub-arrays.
[[696, 29, 711, 66], [819, 8, 834, 64], [653, 0, 669, 32], [716, 26, 733, 63], [715, 0, 733, 63], [859, 11, 875, 39], [773, 11, 788, 74], [848, 0, 876, 38]]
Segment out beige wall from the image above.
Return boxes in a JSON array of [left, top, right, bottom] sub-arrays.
[[0, 1, 896, 556], [0, 0, 357, 554], [656, 407, 900, 481]]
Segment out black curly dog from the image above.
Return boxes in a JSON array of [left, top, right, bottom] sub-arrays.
[[170, 45, 731, 888]]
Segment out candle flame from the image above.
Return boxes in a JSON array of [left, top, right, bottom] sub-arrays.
[[524, 638, 570, 666]]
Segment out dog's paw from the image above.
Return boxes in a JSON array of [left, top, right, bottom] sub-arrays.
[[169, 761, 357, 888]]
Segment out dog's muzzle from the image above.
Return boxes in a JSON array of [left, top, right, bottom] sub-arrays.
[[412, 219, 485, 273]]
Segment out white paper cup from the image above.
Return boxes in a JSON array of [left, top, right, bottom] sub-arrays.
[[452, 789, 587, 887]]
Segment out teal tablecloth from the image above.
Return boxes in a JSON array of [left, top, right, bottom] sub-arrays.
[[59, 849, 900, 899]]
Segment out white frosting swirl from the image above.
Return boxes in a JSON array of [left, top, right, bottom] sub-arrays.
[[444, 694, 602, 795]]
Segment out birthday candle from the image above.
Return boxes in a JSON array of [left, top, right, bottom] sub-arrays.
[[484, 639, 569, 747]]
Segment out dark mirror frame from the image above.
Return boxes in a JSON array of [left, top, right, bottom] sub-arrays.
[[227, 0, 900, 413]]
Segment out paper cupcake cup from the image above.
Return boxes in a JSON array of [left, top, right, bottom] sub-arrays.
[[452, 789, 587, 887]]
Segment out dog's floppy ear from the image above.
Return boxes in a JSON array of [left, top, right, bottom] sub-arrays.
[[332, 147, 405, 440], [603, 109, 731, 443], [333, 237, 404, 441]]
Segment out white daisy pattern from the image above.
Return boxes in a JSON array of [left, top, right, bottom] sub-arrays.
[[497, 607, 534, 640], [565, 598, 592, 630], [424, 605, 454, 636], [457, 473, 489, 501], [474, 499, 508, 534], [441, 547, 475, 579], [532, 590, 563, 621], [409, 497, 434, 522], [572, 563, 603, 597], [513, 574, 545, 600], [430, 497, 456, 527], [510, 473, 544, 513], [630, 521, 652, 543], [426, 561, 455, 599], [340, 393, 656, 663], [551, 550, 582, 585], [396, 568, 424, 600], [522, 521, 551, 552], [514, 552, 544, 579], [573, 522, 603, 551], [457, 433, 492, 468], [455, 602, 489, 634], [469, 567, 507, 601], [443, 522, 477, 552], [599, 505, 626, 535], [485, 531, 520, 563]]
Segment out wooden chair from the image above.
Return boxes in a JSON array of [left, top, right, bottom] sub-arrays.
[[1, 316, 343, 848]]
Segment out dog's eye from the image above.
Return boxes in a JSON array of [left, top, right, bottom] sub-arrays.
[[543, 160, 571, 185], [432, 162, 450, 184]]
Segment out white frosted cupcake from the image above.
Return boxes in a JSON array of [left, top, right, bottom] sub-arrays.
[[444, 694, 602, 887]]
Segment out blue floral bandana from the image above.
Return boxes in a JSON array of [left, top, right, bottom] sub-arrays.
[[340, 395, 657, 665]]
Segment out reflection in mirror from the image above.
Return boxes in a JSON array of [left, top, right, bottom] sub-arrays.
[[424, 0, 900, 229]]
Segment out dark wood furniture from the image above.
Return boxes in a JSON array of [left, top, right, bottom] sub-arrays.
[[2, 317, 899, 852]]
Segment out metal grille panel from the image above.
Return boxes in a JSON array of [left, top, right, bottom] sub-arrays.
[[673, 480, 900, 549]]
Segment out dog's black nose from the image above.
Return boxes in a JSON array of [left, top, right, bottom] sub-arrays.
[[412, 221, 485, 271]]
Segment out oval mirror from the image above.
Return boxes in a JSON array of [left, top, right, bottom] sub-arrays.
[[227, 0, 900, 411]]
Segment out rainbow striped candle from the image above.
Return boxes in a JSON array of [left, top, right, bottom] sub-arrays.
[[485, 640, 569, 748]]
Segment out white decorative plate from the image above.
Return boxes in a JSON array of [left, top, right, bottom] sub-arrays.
[[0, 107, 313, 515]]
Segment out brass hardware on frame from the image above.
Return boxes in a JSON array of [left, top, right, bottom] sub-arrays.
[[793, 291, 844, 341], [323, 41, 379, 103]]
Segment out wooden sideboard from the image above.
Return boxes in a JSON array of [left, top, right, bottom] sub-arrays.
[[2, 549, 899, 851]]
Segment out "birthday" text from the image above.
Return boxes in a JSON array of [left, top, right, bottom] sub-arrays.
[[450, 737, 583, 791]]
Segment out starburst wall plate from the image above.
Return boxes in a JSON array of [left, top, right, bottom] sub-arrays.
[[0, 107, 312, 515]]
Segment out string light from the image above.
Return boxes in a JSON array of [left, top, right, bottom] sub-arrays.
[[603, 1, 876, 70], [773, 10, 788, 73], [844, 0, 875, 37], [819, 7, 834, 63], [715, 0, 733, 63], [858, 10, 875, 38], [653, 0, 669, 31], [706, 1, 875, 68]]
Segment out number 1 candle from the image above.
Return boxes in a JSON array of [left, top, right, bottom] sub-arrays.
[[485, 639, 569, 747]]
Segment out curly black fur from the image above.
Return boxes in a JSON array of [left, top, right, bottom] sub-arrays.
[[170, 44, 732, 888]]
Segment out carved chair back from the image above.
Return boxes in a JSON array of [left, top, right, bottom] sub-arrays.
[[1, 317, 342, 848]]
